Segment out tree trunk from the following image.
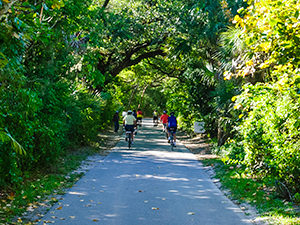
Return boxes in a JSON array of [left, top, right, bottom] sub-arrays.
[[138, 84, 149, 109], [128, 85, 138, 108]]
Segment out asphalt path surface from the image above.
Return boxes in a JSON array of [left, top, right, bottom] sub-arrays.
[[38, 119, 252, 225]]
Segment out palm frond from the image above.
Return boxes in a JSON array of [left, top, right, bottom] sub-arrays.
[[220, 26, 245, 56], [0, 129, 26, 155]]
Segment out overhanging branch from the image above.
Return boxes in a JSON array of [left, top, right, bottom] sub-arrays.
[[102, 0, 110, 9], [111, 49, 166, 76], [147, 60, 185, 82]]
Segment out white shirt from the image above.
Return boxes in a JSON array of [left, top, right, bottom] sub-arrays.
[[123, 115, 136, 125]]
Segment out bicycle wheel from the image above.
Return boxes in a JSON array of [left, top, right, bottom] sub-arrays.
[[170, 131, 175, 150], [128, 136, 131, 149]]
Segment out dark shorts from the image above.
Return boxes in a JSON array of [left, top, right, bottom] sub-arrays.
[[167, 127, 177, 133], [125, 125, 135, 132], [137, 117, 142, 121], [153, 116, 158, 120]]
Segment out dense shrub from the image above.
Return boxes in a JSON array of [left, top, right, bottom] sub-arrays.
[[232, 80, 300, 195], [217, 0, 300, 200], [0, 75, 113, 186]]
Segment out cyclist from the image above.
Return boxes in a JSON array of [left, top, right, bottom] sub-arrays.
[[137, 108, 143, 126], [122, 111, 127, 118], [160, 110, 169, 133], [133, 109, 137, 120], [123, 110, 136, 143], [112, 111, 120, 133], [167, 112, 177, 146], [153, 110, 158, 125]]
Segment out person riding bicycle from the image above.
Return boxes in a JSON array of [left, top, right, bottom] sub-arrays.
[[153, 110, 158, 125], [136, 108, 143, 126], [123, 110, 136, 143], [167, 112, 177, 146], [160, 110, 169, 133]]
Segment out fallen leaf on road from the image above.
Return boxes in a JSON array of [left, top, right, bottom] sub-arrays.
[[56, 206, 63, 210], [60, 218, 65, 220], [92, 219, 99, 222], [144, 200, 148, 203], [51, 216, 57, 219], [138, 190, 143, 192], [27, 206, 35, 212], [152, 207, 159, 210], [69, 216, 75, 219], [187, 212, 195, 215]]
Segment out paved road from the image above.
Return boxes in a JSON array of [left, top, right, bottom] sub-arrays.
[[38, 119, 251, 225]]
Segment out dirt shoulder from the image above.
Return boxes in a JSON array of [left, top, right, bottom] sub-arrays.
[[96, 130, 122, 155], [176, 131, 217, 159]]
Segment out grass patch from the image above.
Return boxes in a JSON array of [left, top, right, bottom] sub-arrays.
[[201, 158, 300, 225], [0, 146, 106, 224]]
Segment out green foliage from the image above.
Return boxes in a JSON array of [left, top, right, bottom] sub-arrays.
[[225, 0, 299, 81], [232, 82, 300, 195], [218, 0, 300, 199], [0, 129, 25, 156], [1, 0, 299, 207], [0, 0, 116, 187]]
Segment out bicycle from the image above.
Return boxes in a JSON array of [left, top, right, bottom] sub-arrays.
[[137, 117, 142, 127], [168, 128, 176, 150], [125, 130, 133, 149], [162, 123, 168, 137], [153, 117, 158, 127]]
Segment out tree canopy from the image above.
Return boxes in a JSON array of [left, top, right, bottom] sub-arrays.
[[0, 0, 299, 201]]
